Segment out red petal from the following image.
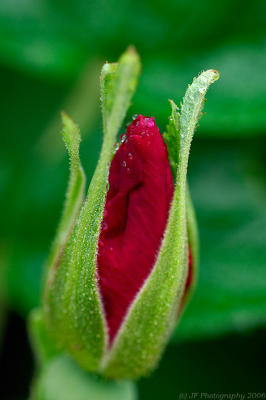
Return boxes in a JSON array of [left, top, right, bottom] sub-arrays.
[[97, 115, 174, 345]]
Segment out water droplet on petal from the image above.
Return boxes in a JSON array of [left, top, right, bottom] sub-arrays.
[[145, 118, 154, 128], [113, 143, 119, 153], [102, 222, 108, 231]]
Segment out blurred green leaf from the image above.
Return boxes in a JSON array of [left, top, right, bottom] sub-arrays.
[[134, 43, 266, 136], [174, 136, 266, 341], [0, 1, 265, 136], [0, 243, 7, 344], [31, 354, 137, 400]]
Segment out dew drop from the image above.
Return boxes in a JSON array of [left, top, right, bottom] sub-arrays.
[[98, 240, 104, 248], [102, 222, 108, 231], [121, 134, 127, 143], [128, 152, 133, 160], [113, 143, 119, 153], [145, 118, 154, 128], [122, 160, 127, 167], [126, 167, 131, 174]]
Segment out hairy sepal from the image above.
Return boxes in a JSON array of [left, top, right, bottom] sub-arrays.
[[43, 113, 86, 288], [44, 48, 141, 372], [101, 70, 219, 379], [165, 101, 199, 307]]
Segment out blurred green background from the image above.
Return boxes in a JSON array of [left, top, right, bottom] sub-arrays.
[[1, 0, 266, 399]]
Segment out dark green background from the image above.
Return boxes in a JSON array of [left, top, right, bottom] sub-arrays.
[[1, 1, 266, 399]]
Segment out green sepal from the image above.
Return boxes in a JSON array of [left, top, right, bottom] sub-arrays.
[[164, 100, 199, 306], [28, 308, 60, 366], [101, 70, 220, 379], [29, 309, 137, 400], [163, 100, 180, 180], [43, 48, 141, 372], [43, 113, 86, 287]]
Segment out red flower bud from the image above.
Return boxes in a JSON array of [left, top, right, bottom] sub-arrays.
[[42, 49, 218, 378], [97, 115, 175, 344]]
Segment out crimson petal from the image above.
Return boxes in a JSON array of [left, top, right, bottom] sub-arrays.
[[97, 115, 174, 344]]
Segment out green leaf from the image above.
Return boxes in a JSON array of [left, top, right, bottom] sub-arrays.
[[31, 354, 137, 400], [44, 48, 141, 372], [101, 70, 219, 379]]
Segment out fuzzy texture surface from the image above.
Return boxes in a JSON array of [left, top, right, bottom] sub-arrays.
[[97, 115, 174, 345]]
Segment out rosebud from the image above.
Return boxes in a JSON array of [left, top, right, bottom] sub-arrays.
[[42, 48, 219, 379]]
